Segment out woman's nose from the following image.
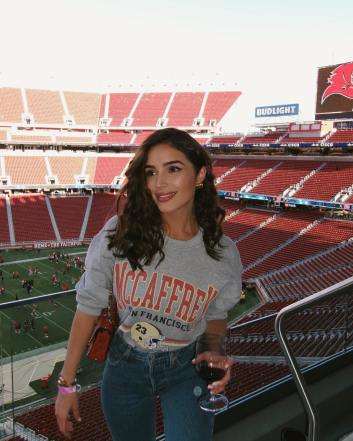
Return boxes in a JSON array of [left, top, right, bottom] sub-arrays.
[[155, 172, 167, 187]]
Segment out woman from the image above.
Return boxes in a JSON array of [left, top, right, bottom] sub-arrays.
[[55, 128, 242, 441]]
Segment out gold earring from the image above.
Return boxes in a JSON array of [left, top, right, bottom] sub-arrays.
[[195, 183, 204, 189]]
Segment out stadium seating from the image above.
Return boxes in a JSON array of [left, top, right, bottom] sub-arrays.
[[327, 129, 353, 142], [97, 131, 133, 145], [5, 156, 47, 185], [294, 161, 353, 200], [130, 92, 171, 126], [133, 130, 154, 145], [84, 193, 116, 239], [222, 208, 276, 240], [91, 156, 131, 184], [49, 196, 88, 240], [0, 196, 10, 243], [11, 133, 52, 144], [10, 195, 56, 242], [279, 134, 325, 143], [243, 216, 353, 280], [166, 92, 204, 126], [212, 158, 241, 180], [63, 91, 101, 126], [0, 87, 23, 124], [26, 89, 64, 125], [202, 91, 241, 125], [249, 160, 322, 196], [241, 132, 282, 144], [209, 135, 243, 144], [49, 156, 85, 185], [260, 241, 353, 301], [104, 92, 139, 126], [217, 159, 280, 191], [237, 211, 321, 268]]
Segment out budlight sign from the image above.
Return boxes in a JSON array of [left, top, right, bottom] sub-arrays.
[[255, 104, 299, 118]]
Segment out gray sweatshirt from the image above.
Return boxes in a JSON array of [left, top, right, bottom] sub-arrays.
[[76, 216, 242, 350]]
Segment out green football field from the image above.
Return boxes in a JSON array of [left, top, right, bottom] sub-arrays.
[[0, 246, 259, 358], [0, 247, 88, 357]]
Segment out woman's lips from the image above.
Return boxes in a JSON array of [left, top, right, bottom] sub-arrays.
[[155, 192, 176, 202]]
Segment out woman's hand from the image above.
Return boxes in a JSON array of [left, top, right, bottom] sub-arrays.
[[192, 351, 233, 394], [55, 392, 81, 439]]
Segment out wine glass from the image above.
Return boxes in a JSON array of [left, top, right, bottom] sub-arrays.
[[195, 333, 231, 412]]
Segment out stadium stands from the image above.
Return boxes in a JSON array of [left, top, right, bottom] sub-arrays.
[[49, 196, 88, 240], [91, 155, 131, 185], [166, 92, 204, 127], [294, 161, 353, 200], [97, 131, 133, 145], [49, 156, 85, 185], [0, 196, 10, 243], [104, 92, 139, 126], [10, 195, 56, 242], [249, 160, 322, 196], [130, 92, 171, 126], [63, 91, 101, 126], [216, 159, 279, 191], [1, 85, 353, 441], [84, 193, 116, 239], [5, 155, 47, 185], [0, 88, 240, 138], [202, 91, 241, 126], [241, 132, 282, 144], [26, 89, 64, 125], [328, 128, 353, 142], [0, 87, 23, 123]]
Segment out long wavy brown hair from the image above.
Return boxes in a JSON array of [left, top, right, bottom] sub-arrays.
[[107, 128, 225, 270]]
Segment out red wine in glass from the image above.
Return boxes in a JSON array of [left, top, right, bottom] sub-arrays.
[[197, 361, 226, 384], [195, 334, 230, 413]]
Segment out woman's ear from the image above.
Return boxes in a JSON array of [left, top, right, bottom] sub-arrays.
[[196, 166, 207, 186]]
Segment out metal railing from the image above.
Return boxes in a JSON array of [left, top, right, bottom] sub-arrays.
[[275, 276, 353, 441]]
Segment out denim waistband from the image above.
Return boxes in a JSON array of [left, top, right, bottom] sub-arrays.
[[112, 330, 196, 365]]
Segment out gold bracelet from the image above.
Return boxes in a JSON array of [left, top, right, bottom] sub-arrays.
[[57, 373, 76, 387]]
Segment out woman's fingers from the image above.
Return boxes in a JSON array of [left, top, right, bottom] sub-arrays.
[[55, 394, 80, 438]]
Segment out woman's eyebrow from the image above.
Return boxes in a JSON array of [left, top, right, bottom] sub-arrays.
[[145, 160, 184, 168]]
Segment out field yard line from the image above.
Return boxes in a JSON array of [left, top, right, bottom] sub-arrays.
[[24, 304, 71, 335], [1, 251, 87, 266], [0, 310, 44, 348], [16, 262, 76, 314], [39, 314, 70, 335]]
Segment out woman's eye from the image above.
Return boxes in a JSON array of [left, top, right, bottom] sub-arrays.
[[169, 166, 181, 173], [145, 169, 155, 177]]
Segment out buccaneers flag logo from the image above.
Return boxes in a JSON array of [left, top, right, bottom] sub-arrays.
[[321, 62, 353, 104]]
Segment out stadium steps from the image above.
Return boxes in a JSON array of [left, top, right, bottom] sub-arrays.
[[224, 208, 241, 222], [215, 160, 247, 185], [44, 196, 61, 241], [235, 212, 279, 243], [333, 181, 353, 202], [259, 235, 353, 283], [79, 195, 93, 240], [5, 195, 15, 245], [241, 161, 283, 193], [282, 162, 326, 198], [243, 217, 324, 272]]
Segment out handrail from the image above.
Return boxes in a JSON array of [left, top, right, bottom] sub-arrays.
[[274, 275, 353, 441], [0, 289, 76, 310]]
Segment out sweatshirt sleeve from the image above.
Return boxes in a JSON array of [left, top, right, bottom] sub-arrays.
[[205, 238, 243, 321], [76, 216, 117, 316]]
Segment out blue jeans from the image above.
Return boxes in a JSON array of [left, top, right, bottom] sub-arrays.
[[101, 332, 214, 441]]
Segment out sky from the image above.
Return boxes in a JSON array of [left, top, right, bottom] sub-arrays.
[[0, 0, 352, 131]]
